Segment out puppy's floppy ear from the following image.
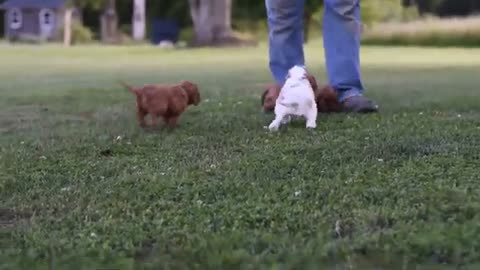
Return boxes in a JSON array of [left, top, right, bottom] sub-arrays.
[[314, 85, 326, 112], [261, 89, 268, 106], [180, 80, 201, 105], [306, 73, 319, 92]]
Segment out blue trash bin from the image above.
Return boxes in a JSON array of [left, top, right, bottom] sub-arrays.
[[151, 19, 179, 45]]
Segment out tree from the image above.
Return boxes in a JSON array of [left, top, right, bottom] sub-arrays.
[[63, 0, 104, 46], [415, 0, 445, 14], [132, 0, 146, 41], [63, 5, 74, 46], [65, 0, 118, 44], [100, 0, 118, 43], [188, 0, 253, 46]]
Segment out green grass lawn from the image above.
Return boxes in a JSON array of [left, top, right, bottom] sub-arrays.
[[1, 42, 480, 269]]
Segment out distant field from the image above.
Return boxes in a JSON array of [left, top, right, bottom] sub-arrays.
[[1, 42, 480, 269]]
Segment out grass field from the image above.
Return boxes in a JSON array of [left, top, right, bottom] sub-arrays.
[[1, 42, 480, 269]]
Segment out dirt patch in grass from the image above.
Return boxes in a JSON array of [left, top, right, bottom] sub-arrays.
[[0, 208, 32, 228], [0, 105, 95, 135]]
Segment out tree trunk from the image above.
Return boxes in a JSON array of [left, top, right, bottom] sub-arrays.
[[132, 0, 146, 41], [101, 0, 118, 44], [63, 8, 73, 47], [211, 0, 233, 42], [189, 0, 253, 46], [188, 0, 214, 45]]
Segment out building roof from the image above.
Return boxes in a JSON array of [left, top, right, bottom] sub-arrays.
[[0, 0, 66, 9]]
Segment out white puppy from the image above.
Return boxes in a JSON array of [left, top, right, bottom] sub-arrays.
[[268, 65, 318, 131]]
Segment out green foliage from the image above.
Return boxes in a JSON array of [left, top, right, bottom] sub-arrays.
[[1, 44, 480, 268], [362, 0, 405, 25], [178, 26, 194, 43], [71, 23, 94, 44], [402, 5, 421, 21]]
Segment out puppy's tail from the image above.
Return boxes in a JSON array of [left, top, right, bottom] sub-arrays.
[[119, 81, 140, 96], [279, 98, 314, 109], [278, 96, 301, 109]]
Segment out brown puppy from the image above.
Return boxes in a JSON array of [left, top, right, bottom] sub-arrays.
[[121, 80, 200, 128], [261, 83, 281, 113], [261, 74, 342, 113], [314, 85, 343, 113]]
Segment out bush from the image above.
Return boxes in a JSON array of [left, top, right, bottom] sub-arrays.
[[233, 19, 270, 40], [58, 22, 94, 44], [362, 16, 480, 47]]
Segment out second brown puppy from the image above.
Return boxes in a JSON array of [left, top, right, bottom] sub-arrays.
[[121, 80, 200, 128], [261, 74, 343, 113]]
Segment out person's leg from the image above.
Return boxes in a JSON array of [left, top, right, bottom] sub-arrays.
[[323, 0, 378, 112], [266, 0, 305, 86]]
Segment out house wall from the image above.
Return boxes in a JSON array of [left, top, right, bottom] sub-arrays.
[[7, 8, 39, 39], [52, 9, 63, 40], [5, 7, 63, 41], [4, 5, 85, 41], [4, 10, 10, 39], [0, 10, 4, 38]]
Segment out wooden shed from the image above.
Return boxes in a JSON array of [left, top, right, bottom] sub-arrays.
[[0, 0, 80, 41]]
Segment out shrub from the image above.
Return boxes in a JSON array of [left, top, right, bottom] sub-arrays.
[[58, 22, 94, 44], [362, 0, 405, 25], [179, 26, 194, 43]]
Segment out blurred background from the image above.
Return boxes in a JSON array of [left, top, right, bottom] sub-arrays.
[[0, 0, 479, 48]]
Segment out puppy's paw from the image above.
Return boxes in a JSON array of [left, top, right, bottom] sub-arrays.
[[306, 123, 317, 129], [268, 123, 280, 132]]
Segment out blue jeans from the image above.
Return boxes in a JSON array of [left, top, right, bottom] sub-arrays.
[[266, 0, 364, 102]]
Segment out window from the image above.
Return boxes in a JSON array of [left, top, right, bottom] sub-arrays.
[[39, 8, 55, 26], [8, 8, 22, 30], [39, 8, 55, 37]]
